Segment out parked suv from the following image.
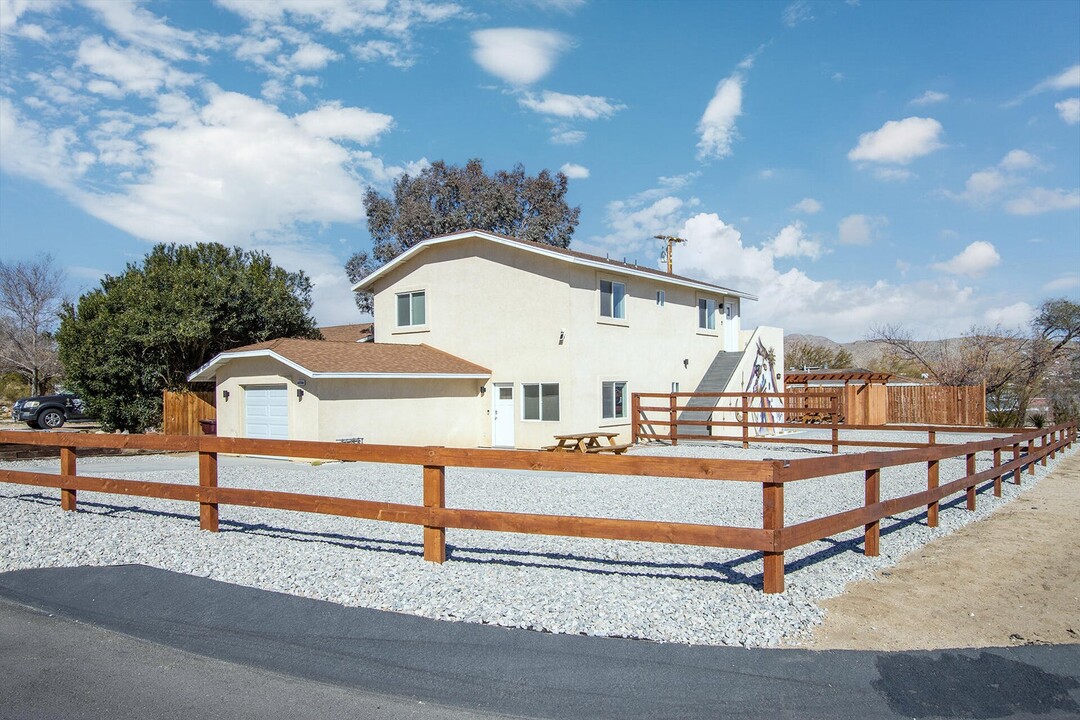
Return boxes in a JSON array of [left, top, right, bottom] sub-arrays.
[[11, 393, 90, 429]]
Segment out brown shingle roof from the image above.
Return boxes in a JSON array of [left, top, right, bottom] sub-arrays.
[[192, 338, 489, 380], [318, 323, 373, 342]]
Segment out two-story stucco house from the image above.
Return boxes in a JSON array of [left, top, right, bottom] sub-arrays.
[[190, 230, 783, 448]]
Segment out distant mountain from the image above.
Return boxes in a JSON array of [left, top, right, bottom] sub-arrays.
[[785, 333, 953, 373]]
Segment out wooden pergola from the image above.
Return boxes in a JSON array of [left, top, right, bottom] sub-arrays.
[[785, 370, 894, 387]]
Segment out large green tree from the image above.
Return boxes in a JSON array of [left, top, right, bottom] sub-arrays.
[[58, 243, 319, 432], [346, 159, 580, 312]]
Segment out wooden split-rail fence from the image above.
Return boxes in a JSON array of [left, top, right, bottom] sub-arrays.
[[0, 423, 1074, 594]]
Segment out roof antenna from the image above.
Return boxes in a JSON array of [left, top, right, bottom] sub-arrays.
[[655, 235, 687, 274]]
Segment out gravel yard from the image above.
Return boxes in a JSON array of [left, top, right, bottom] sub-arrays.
[[0, 429, 1070, 647]]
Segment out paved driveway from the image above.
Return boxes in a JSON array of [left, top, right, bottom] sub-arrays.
[[1, 565, 1078, 720]]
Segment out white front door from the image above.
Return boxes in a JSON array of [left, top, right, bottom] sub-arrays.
[[492, 383, 515, 447], [244, 385, 289, 440], [723, 301, 739, 351]]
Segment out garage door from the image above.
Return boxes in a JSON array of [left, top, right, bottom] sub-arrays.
[[244, 385, 288, 440]]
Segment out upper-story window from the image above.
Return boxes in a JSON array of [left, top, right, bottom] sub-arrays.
[[656, 290, 666, 306], [698, 297, 716, 330], [600, 279, 626, 319], [396, 290, 426, 327]]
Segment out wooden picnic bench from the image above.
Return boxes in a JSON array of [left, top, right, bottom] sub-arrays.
[[542, 431, 631, 454]]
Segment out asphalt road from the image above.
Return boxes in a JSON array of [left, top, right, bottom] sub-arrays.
[[1, 565, 1078, 720]]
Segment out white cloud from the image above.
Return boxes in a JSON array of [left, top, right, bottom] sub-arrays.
[[471, 28, 570, 85], [1044, 273, 1080, 292], [1056, 97, 1080, 125], [697, 73, 744, 160], [81, 0, 203, 61], [998, 149, 1040, 171], [559, 162, 588, 179], [518, 90, 624, 119], [0, 0, 59, 36], [768, 221, 822, 259], [0, 97, 95, 190], [595, 195, 686, 253], [1005, 187, 1080, 215], [932, 241, 1001, 277], [76, 36, 193, 96], [984, 302, 1033, 328], [790, 197, 822, 214], [217, 0, 463, 35], [781, 1, 813, 27], [1031, 64, 1080, 94], [351, 39, 412, 68], [848, 117, 944, 165], [673, 212, 989, 340], [909, 90, 948, 106], [550, 128, 586, 145], [295, 103, 393, 144], [837, 214, 885, 245], [290, 42, 340, 70], [948, 169, 1011, 206]]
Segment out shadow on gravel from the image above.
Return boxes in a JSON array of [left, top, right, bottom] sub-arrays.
[[2, 481, 994, 591]]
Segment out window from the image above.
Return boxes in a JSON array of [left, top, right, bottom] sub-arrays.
[[396, 290, 426, 327], [523, 383, 559, 421], [656, 290, 665, 306], [600, 279, 626, 319], [671, 382, 680, 393], [698, 297, 716, 330], [602, 381, 627, 420]]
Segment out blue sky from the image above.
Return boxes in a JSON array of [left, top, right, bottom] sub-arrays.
[[1, 0, 1078, 341]]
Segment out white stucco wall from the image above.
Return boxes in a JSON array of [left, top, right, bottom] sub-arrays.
[[369, 237, 758, 448], [213, 356, 483, 447]]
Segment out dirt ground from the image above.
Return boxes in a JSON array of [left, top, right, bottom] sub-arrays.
[[794, 446, 1080, 651]]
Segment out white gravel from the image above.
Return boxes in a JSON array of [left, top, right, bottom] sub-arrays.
[[0, 429, 1071, 647]]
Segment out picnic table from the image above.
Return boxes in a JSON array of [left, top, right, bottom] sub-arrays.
[[542, 431, 632, 454]]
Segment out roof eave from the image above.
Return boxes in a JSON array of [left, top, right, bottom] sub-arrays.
[[352, 230, 758, 301]]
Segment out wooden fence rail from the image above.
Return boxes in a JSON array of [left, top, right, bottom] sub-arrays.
[[633, 391, 1016, 454], [0, 423, 1074, 595]]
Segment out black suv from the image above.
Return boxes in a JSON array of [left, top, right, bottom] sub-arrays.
[[11, 393, 90, 429]]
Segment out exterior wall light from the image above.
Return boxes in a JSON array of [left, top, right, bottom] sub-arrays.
[[480, 385, 487, 397], [296, 388, 304, 401], [683, 358, 689, 368], [222, 390, 230, 402]]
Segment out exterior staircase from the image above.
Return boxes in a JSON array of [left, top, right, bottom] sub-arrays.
[[677, 350, 743, 437]]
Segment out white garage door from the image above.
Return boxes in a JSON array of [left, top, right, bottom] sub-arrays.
[[244, 385, 289, 440]]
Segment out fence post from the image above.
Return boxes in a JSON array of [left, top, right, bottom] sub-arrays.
[[992, 447, 1002, 498], [966, 453, 976, 511], [927, 459, 939, 527], [742, 395, 750, 449], [198, 448, 219, 532], [864, 468, 880, 556], [423, 464, 446, 563], [60, 446, 77, 512], [1012, 443, 1021, 484], [762, 480, 785, 594], [1041, 433, 1048, 466], [1028, 439, 1036, 475], [631, 393, 640, 445], [669, 394, 678, 447], [830, 394, 839, 454], [928, 430, 936, 446]]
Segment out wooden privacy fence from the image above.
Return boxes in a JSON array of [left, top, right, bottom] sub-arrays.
[[888, 384, 985, 426], [0, 424, 1074, 595], [162, 390, 216, 436]]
